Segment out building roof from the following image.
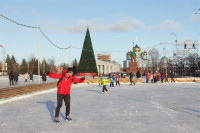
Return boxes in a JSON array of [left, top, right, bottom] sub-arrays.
[[134, 44, 140, 49], [161, 56, 168, 59]]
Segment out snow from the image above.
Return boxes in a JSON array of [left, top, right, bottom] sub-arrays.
[[0, 82, 200, 133]]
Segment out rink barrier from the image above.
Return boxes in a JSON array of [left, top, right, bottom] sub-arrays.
[[0, 78, 142, 100], [1, 77, 198, 100], [84, 78, 142, 84], [164, 77, 200, 82], [0, 82, 57, 100]]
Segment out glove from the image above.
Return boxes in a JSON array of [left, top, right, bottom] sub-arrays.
[[81, 77, 85, 80], [45, 71, 50, 74]]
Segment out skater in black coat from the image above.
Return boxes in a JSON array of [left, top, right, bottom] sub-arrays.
[[42, 72, 47, 83], [129, 72, 135, 85], [14, 72, 19, 85], [9, 71, 14, 85]]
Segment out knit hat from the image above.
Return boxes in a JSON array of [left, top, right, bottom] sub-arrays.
[[67, 67, 73, 73]]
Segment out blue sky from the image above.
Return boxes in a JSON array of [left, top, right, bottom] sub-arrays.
[[0, 0, 200, 66]]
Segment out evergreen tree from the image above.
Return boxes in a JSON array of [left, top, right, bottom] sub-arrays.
[[59, 63, 68, 70], [78, 28, 97, 73], [41, 58, 50, 74], [6, 54, 13, 74], [20, 59, 28, 74], [34, 59, 39, 75], [73, 58, 78, 75], [11, 55, 19, 72], [28, 57, 36, 74]]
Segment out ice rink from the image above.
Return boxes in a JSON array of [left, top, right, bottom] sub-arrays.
[[0, 82, 200, 133]]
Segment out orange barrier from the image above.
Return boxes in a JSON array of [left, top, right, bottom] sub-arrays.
[[84, 78, 142, 83]]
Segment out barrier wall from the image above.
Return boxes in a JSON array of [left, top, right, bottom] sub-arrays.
[[1, 77, 199, 100], [0, 82, 57, 100]]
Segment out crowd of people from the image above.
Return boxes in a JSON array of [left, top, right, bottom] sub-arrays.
[[8, 71, 47, 86], [145, 71, 175, 83], [96, 70, 176, 91], [8, 71, 19, 86]]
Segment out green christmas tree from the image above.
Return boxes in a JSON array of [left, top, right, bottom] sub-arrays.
[[20, 59, 28, 74], [78, 28, 97, 73], [6, 54, 13, 74]]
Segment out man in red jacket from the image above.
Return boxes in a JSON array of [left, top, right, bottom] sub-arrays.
[[46, 68, 85, 123], [146, 72, 149, 83]]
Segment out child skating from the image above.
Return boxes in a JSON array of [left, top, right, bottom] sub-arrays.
[[101, 79, 108, 93], [109, 76, 114, 87], [46, 68, 85, 123]]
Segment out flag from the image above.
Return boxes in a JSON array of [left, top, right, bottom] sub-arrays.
[[0, 45, 3, 47]]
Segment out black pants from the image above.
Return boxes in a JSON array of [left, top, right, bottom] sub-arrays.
[[161, 78, 164, 83], [9, 78, 14, 85], [130, 79, 135, 85], [102, 85, 108, 92], [146, 79, 149, 83], [154, 78, 157, 83], [55, 94, 70, 118], [116, 81, 120, 86], [171, 77, 175, 83], [110, 82, 114, 87]]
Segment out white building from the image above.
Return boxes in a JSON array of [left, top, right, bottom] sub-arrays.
[[96, 60, 120, 75]]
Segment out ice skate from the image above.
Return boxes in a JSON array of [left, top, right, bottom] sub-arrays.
[[66, 115, 72, 121], [54, 117, 60, 124]]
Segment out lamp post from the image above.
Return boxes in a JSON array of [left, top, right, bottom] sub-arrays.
[[195, 9, 200, 72], [37, 25, 40, 84], [0, 45, 3, 75]]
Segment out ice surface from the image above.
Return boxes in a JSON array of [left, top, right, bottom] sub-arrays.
[[0, 82, 200, 133]]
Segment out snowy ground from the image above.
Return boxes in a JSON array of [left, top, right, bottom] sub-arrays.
[[0, 75, 58, 89], [0, 82, 200, 133]]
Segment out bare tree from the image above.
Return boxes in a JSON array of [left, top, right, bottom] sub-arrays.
[[48, 57, 56, 72], [148, 48, 160, 71]]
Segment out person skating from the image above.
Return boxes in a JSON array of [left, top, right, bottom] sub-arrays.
[[98, 73, 103, 86], [136, 70, 141, 78], [170, 71, 175, 83], [29, 73, 33, 82], [9, 71, 14, 86], [46, 68, 85, 123], [24, 72, 29, 82], [109, 75, 114, 87], [161, 72, 164, 83], [14, 72, 19, 85], [150, 72, 153, 83], [153, 72, 157, 83], [115, 73, 120, 86], [101, 79, 108, 93], [156, 72, 160, 83], [42, 72, 47, 83], [146, 72, 149, 83], [129, 72, 135, 85]]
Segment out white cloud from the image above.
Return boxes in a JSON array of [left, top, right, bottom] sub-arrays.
[[108, 18, 146, 31], [44, 20, 69, 34], [153, 20, 181, 31], [43, 18, 181, 33], [69, 18, 147, 32]]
